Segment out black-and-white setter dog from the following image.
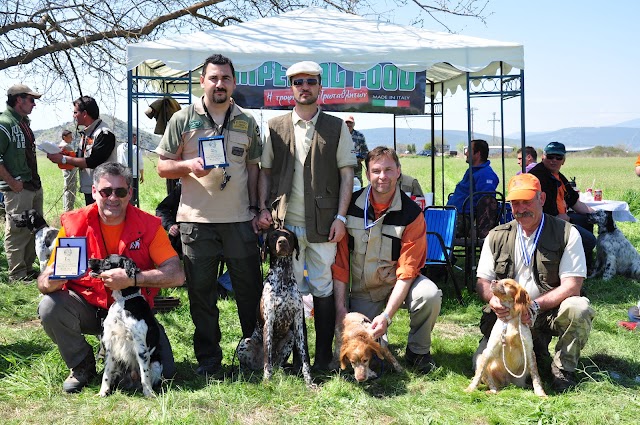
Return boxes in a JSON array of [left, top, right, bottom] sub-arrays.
[[588, 210, 640, 280], [236, 227, 314, 387], [11, 209, 58, 271], [89, 255, 162, 397]]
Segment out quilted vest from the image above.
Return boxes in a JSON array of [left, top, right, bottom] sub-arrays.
[[489, 214, 572, 291], [345, 188, 422, 302], [267, 111, 342, 243], [60, 203, 162, 309]]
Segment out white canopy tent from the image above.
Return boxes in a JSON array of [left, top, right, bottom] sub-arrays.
[[126, 7, 524, 98], [126, 8, 527, 291]]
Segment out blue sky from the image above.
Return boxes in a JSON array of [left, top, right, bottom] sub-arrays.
[[5, 1, 639, 136]]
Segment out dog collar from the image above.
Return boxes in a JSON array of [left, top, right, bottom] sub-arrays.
[[118, 290, 143, 303]]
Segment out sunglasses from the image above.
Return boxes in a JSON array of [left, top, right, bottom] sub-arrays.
[[20, 95, 36, 104], [546, 154, 564, 161], [98, 187, 129, 198], [292, 78, 319, 87]]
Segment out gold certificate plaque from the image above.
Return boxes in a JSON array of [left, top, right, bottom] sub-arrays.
[[50, 237, 88, 280]]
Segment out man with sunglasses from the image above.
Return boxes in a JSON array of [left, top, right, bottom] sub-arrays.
[[36, 162, 184, 393], [156, 54, 263, 376], [47, 96, 118, 205], [0, 84, 44, 282], [529, 142, 596, 273], [258, 60, 356, 371]]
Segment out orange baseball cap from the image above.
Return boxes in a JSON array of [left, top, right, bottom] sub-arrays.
[[506, 173, 541, 201]]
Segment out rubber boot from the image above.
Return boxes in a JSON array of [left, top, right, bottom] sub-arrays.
[[311, 294, 336, 371]]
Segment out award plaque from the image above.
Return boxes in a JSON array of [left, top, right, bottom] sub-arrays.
[[50, 237, 88, 280], [199, 135, 229, 169]]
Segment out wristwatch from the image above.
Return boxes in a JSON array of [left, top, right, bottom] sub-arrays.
[[61, 155, 67, 165], [335, 214, 347, 224], [383, 312, 392, 326]]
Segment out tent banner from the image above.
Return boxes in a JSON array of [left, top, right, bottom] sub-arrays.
[[234, 61, 426, 114]]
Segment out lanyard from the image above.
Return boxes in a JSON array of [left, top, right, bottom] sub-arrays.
[[363, 186, 386, 230], [201, 97, 232, 136], [517, 214, 545, 267]]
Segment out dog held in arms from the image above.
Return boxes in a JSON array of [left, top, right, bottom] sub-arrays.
[[338, 312, 404, 382], [236, 227, 314, 387], [89, 254, 162, 397], [11, 209, 58, 271], [588, 210, 640, 280], [465, 278, 547, 398]]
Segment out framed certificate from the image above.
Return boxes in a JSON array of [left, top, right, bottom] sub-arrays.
[[199, 135, 229, 169], [50, 237, 88, 280]]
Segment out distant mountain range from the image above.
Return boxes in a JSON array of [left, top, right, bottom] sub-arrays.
[[33, 115, 161, 152], [32, 115, 640, 153], [360, 123, 640, 152]]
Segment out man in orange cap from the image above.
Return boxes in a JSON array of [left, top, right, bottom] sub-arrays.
[[473, 173, 595, 392]]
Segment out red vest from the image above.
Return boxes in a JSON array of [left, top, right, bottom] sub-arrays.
[[60, 203, 162, 309]]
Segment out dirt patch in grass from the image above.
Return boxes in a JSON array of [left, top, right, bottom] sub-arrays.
[[434, 322, 481, 339]]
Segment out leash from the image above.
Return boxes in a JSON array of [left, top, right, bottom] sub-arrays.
[[501, 320, 528, 379]]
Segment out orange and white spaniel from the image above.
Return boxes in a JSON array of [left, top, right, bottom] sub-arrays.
[[338, 312, 403, 382], [465, 278, 547, 398]]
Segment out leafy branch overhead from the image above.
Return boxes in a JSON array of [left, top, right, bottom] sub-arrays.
[[0, 0, 488, 99]]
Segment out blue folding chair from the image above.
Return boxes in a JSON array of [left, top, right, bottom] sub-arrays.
[[424, 206, 463, 304]]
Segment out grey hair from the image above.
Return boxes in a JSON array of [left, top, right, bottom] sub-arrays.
[[92, 162, 133, 187]]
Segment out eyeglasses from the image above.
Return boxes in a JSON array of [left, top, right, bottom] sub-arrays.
[[292, 78, 319, 87], [20, 95, 35, 104], [98, 187, 129, 198], [220, 169, 231, 191], [546, 154, 564, 161]]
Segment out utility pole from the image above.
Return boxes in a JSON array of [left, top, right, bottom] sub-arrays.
[[488, 112, 500, 144], [468, 107, 478, 138]]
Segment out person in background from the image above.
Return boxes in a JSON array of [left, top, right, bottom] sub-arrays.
[[516, 146, 538, 174], [58, 129, 77, 212], [117, 133, 144, 202], [46, 96, 118, 205], [635, 154, 640, 177], [447, 139, 499, 214], [529, 142, 596, 272], [398, 173, 424, 197], [475, 173, 595, 392], [333, 146, 442, 374], [258, 60, 356, 371], [0, 84, 44, 282], [36, 162, 184, 393], [155, 180, 182, 258], [345, 115, 368, 186], [156, 54, 263, 376]]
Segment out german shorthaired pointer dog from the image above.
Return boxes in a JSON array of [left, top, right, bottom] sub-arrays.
[[89, 255, 162, 397], [11, 209, 58, 272], [236, 227, 314, 387], [588, 210, 640, 280]]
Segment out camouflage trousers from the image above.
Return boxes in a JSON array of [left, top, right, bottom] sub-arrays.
[[478, 296, 596, 372]]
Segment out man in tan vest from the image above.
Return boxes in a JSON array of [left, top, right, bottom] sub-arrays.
[[258, 61, 356, 371], [475, 173, 595, 392]]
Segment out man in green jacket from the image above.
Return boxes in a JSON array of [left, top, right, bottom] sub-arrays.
[[0, 84, 44, 282]]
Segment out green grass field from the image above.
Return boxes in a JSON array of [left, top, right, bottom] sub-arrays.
[[0, 153, 639, 424]]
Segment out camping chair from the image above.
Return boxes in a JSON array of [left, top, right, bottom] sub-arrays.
[[453, 191, 504, 291], [423, 206, 463, 304]]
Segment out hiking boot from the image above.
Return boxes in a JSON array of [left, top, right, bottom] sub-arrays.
[[551, 363, 577, 392], [196, 359, 222, 376], [405, 348, 436, 374], [63, 352, 97, 393]]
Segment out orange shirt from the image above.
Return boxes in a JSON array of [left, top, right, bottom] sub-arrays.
[[552, 172, 567, 215], [48, 223, 176, 267], [635, 154, 640, 167], [332, 193, 426, 284]]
